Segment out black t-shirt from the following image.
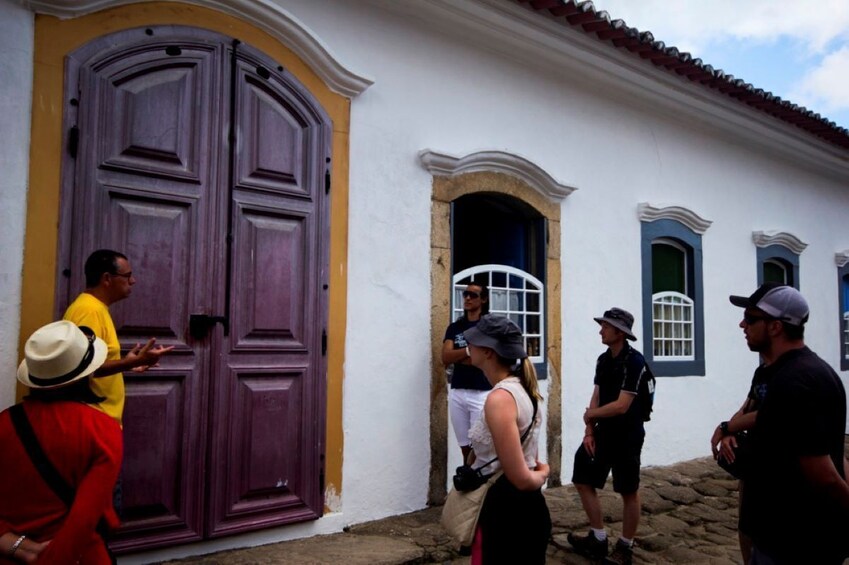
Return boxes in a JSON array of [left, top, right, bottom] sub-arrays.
[[443, 317, 491, 391], [741, 347, 849, 562], [593, 343, 648, 436], [745, 363, 770, 413]]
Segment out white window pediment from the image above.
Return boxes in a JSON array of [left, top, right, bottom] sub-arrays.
[[637, 203, 712, 234], [419, 149, 577, 202], [752, 231, 808, 255]]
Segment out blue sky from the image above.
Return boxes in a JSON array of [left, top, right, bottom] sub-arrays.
[[593, 1, 849, 130]]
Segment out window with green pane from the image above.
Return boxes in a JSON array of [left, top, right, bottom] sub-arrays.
[[763, 259, 789, 285], [641, 217, 705, 376], [652, 240, 686, 294]]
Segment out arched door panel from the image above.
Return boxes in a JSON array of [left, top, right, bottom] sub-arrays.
[[58, 27, 329, 552]]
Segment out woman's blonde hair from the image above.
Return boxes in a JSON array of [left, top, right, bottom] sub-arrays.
[[497, 354, 543, 403]]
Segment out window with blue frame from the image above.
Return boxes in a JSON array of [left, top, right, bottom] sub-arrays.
[[757, 245, 799, 289], [839, 264, 849, 371], [641, 219, 705, 376]]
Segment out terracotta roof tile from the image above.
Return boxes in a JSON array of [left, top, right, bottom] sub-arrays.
[[514, 0, 849, 150]]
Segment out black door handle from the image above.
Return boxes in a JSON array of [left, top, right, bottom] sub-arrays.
[[189, 314, 229, 339]]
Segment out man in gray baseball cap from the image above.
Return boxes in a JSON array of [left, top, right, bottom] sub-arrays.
[[727, 283, 849, 564]]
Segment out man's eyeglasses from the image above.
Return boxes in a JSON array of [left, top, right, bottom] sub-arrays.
[[463, 291, 481, 299], [743, 314, 773, 325], [111, 271, 133, 279]]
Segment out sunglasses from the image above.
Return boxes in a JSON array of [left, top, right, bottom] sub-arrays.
[[463, 291, 481, 299], [743, 314, 774, 325]]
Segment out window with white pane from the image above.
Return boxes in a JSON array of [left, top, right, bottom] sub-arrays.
[[652, 292, 694, 360], [453, 264, 544, 365], [843, 311, 849, 361], [840, 266, 849, 370], [640, 215, 706, 376], [651, 239, 694, 361]]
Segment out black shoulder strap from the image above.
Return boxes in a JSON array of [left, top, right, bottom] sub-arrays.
[[9, 404, 75, 506], [9, 403, 116, 564], [476, 396, 539, 472], [520, 398, 538, 444]]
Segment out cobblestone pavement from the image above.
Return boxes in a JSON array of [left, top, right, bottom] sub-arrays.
[[162, 440, 849, 565]]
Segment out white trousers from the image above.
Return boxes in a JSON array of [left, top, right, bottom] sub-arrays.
[[448, 388, 490, 447]]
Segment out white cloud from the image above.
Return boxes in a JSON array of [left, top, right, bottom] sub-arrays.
[[593, 0, 849, 55], [592, 0, 849, 126], [789, 46, 849, 115]]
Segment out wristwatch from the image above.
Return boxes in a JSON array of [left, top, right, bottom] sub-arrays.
[[719, 421, 730, 436]]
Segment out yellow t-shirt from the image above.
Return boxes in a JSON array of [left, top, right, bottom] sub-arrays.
[[63, 292, 124, 425]]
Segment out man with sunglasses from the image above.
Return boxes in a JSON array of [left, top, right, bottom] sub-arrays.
[[567, 307, 652, 565], [63, 249, 173, 426], [442, 282, 492, 461], [711, 282, 781, 563], [729, 283, 849, 564]]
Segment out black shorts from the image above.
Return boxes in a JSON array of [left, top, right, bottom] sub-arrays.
[[571, 428, 644, 494]]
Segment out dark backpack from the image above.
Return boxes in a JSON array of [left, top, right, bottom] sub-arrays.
[[638, 362, 656, 422], [615, 348, 655, 422]]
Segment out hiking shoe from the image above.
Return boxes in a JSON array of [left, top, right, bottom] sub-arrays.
[[566, 530, 609, 559], [602, 539, 633, 565]]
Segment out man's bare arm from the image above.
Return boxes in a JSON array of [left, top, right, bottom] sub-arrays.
[[92, 338, 174, 377]]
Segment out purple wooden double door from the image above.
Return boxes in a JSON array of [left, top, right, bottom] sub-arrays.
[[56, 27, 330, 551]]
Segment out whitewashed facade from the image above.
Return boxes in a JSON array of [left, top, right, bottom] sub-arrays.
[[2, 0, 848, 561]]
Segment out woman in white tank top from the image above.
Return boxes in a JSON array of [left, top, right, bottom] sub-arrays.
[[463, 315, 551, 564]]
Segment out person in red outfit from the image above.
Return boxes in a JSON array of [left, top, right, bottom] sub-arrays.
[[0, 320, 122, 564]]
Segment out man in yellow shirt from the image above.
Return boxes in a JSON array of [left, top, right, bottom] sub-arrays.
[[64, 249, 173, 425]]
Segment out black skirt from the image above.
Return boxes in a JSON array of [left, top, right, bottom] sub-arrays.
[[477, 474, 551, 564]]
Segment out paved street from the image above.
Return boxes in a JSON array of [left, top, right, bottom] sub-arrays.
[[162, 439, 849, 564]]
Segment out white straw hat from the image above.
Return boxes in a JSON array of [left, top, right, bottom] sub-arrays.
[[17, 320, 108, 389]]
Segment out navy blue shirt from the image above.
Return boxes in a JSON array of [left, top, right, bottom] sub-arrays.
[[594, 343, 648, 434], [444, 317, 491, 391]]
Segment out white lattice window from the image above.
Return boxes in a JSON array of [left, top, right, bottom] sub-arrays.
[[652, 291, 694, 361], [844, 312, 849, 360], [453, 264, 544, 364]]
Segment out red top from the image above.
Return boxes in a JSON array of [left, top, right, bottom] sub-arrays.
[[0, 400, 122, 564]]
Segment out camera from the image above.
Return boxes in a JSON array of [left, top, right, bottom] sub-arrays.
[[452, 464, 491, 492]]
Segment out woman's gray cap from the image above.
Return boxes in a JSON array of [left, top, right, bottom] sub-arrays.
[[463, 314, 528, 359], [593, 307, 637, 341]]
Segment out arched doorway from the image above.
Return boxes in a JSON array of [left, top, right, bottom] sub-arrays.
[[426, 157, 572, 503]]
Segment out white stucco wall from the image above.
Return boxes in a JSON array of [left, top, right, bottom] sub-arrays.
[[6, 0, 849, 560], [282, 0, 849, 516], [0, 0, 33, 410]]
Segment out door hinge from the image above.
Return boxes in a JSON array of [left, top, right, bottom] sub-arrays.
[[325, 169, 330, 194], [68, 126, 79, 159], [321, 329, 327, 356]]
